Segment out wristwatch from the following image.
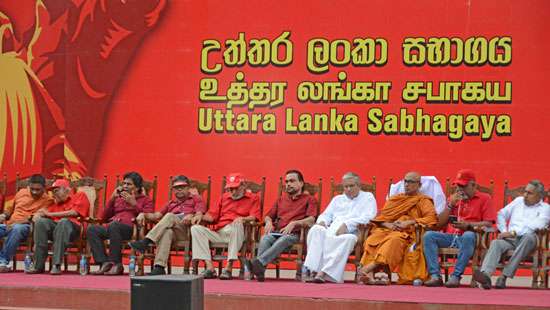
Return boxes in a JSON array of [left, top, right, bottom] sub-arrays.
[[511, 230, 517, 237]]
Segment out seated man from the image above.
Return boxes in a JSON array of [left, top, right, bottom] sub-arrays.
[[246, 169, 317, 282], [191, 173, 260, 280], [423, 169, 496, 288], [303, 172, 377, 284], [359, 171, 437, 285], [87, 171, 154, 275], [28, 179, 90, 274], [130, 175, 206, 275], [0, 174, 53, 272], [474, 180, 550, 289]]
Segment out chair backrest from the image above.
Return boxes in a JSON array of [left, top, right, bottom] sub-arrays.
[[15, 174, 55, 192], [387, 176, 446, 214], [70, 176, 107, 218], [330, 176, 376, 199], [0, 173, 6, 213], [116, 174, 158, 206], [504, 180, 550, 207], [445, 178, 494, 197], [168, 176, 212, 211], [277, 177, 322, 216], [503, 180, 524, 208], [221, 176, 266, 215]]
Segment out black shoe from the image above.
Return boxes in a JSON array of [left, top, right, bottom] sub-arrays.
[[250, 259, 265, 275], [147, 265, 166, 276], [424, 276, 443, 287], [495, 276, 506, 289], [129, 239, 150, 253], [473, 270, 492, 289]]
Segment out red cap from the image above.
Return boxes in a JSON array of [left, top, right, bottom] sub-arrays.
[[50, 179, 70, 189], [452, 169, 476, 186], [172, 175, 190, 187], [225, 173, 245, 189]]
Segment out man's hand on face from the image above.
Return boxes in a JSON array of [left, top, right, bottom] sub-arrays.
[[120, 191, 137, 206]]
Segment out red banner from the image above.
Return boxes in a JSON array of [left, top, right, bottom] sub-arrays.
[[1, 0, 549, 208]]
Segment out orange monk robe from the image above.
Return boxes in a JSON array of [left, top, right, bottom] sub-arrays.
[[360, 193, 437, 283]]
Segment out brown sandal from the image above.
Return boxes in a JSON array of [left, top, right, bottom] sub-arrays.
[[373, 274, 390, 285], [357, 271, 376, 285]]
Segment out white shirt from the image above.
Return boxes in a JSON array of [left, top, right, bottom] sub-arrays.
[[497, 197, 550, 236], [316, 191, 377, 234], [388, 176, 446, 214]]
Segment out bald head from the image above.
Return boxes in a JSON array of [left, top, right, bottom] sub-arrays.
[[404, 171, 422, 195]]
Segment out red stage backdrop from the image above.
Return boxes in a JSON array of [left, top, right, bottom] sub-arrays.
[[1, 0, 549, 209]]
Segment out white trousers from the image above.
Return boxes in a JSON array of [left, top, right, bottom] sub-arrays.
[[303, 224, 357, 283]]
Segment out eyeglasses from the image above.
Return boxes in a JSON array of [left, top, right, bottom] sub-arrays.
[[404, 179, 420, 184]]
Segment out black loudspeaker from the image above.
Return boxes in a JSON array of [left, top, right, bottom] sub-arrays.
[[131, 275, 203, 310]]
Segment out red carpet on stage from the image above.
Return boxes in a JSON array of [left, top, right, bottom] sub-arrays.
[[0, 271, 548, 309]]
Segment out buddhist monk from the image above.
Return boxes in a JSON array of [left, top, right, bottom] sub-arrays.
[[358, 171, 438, 285]]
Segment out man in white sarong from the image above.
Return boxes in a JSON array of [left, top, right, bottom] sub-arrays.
[[388, 176, 446, 214], [303, 172, 377, 283]]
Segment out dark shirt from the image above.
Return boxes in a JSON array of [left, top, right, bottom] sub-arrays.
[[102, 194, 154, 226], [266, 192, 317, 231], [159, 194, 206, 216]]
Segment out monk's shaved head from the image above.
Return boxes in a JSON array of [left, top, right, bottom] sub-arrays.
[[404, 171, 422, 195], [405, 172, 421, 181]]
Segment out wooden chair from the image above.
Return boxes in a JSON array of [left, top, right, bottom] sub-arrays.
[[536, 186, 550, 288], [192, 177, 266, 279], [12, 174, 55, 271], [438, 178, 495, 286], [62, 176, 108, 272], [139, 176, 212, 274], [476, 180, 543, 288], [0, 173, 7, 213], [36, 176, 107, 272], [330, 176, 376, 281], [266, 177, 322, 280], [115, 175, 158, 275]]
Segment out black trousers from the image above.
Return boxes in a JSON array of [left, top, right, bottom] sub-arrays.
[[86, 221, 132, 264]]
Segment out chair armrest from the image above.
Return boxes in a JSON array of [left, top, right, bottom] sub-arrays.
[[84, 217, 104, 224]]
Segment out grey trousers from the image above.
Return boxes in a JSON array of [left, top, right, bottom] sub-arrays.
[[256, 233, 299, 266], [480, 232, 537, 278], [33, 218, 80, 270]]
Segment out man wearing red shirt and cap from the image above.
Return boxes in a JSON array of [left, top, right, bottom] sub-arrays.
[[191, 173, 261, 280], [27, 179, 90, 275], [423, 169, 496, 288]]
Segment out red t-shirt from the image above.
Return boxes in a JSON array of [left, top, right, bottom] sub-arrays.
[[266, 192, 317, 232], [447, 191, 496, 234], [207, 191, 261, 231], [159, 194, 206, 215], [48, 192, 90, 225], [102, 194, 154, 226]]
